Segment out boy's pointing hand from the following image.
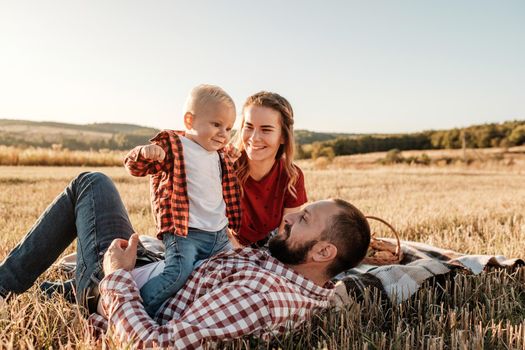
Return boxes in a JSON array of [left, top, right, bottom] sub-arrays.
[[141, 144, 166, 161]]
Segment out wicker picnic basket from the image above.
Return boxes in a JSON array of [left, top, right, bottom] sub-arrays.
[[362, 216, 404, 265]]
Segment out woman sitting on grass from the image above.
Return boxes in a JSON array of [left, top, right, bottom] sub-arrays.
[[231, 91, 308, 248]]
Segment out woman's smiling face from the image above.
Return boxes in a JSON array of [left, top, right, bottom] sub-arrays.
[[241, 105, 284, 162]]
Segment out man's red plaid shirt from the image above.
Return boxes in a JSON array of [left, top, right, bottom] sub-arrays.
[[124, 130, 241, 238], [89, 248, 335, 349]]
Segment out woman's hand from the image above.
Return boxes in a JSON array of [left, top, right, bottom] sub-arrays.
[[227, 229, 244, 248], [224, 144, 241, 162]]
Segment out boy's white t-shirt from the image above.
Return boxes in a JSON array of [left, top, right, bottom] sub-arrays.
[[179, 136, 228, 232]]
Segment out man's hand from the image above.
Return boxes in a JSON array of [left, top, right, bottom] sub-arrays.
[[103, 234, 139, 275], [140, 144, 166, 162]]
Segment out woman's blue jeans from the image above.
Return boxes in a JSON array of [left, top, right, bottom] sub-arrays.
[[0, 172, 133, 305]]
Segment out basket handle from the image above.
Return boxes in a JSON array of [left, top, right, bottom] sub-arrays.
[[365, 215, 402, 256]]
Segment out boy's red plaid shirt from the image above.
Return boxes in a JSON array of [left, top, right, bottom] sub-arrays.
[[124, 130, 241, 238]]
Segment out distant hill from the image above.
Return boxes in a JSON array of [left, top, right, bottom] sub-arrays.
[[0, 119, 359, 150], [1, 119, 524, 156], [0, 119, 159, 150], [0, 119, 162, 134], [294, 130, 360, 144]]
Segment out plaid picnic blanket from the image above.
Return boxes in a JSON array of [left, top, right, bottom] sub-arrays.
[[332, 239, 524, 306]]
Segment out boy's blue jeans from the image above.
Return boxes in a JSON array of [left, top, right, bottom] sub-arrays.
[[0, 172, 134, 305], [140, 227, 232, 318]]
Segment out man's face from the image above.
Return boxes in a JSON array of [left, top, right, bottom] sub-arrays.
[[268, 200, 339, 265]]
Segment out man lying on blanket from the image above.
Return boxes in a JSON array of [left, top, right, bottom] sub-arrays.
[[94, 199, 370, 348], [0, 173, 370, 348]]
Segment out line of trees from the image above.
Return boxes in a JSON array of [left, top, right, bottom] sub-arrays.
[[297, 120, 525, 159]]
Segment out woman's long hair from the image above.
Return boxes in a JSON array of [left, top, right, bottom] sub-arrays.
[[234, 91, 299, 198]]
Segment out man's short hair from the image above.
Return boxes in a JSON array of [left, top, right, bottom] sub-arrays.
[[321, 199, 371, 277], [183, 84, 236, 116]]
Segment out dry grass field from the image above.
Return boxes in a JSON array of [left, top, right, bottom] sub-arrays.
[[0, 163, 524, 348]]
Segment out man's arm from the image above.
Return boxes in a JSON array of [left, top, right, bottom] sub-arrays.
[[98, 271, 272, 349], [99, 234, 272, 348]]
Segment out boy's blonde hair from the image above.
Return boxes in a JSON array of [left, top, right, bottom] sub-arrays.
[[184, 84, 236, 116]]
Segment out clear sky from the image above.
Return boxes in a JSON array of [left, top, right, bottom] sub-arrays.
[[0, 0, 523, 133]]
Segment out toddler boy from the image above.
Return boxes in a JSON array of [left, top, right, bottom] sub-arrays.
[[124, 84, 241, 317]]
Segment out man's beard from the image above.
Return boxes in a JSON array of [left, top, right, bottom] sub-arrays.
[[268, 224, 317, 265]]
